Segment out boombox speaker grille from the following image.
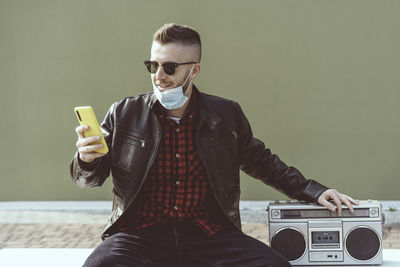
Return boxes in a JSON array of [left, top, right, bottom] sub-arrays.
[[271, 228, 306, 261], [346, 227, 380, 261]]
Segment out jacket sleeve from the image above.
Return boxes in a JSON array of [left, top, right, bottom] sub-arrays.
[[69, 103, 116, 188], [233, 102, 328, 202]]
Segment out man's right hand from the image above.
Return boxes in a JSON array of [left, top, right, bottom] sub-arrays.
[[75, 125, 107, 163]]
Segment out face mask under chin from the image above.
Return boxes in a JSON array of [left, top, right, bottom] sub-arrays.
[[153, 66, 195, 110]]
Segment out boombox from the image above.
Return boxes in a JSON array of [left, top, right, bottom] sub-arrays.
[[267, 200, 383, 265]]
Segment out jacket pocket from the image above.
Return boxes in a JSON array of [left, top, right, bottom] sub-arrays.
[[214, 129, 239, 167], [111, 127, 147, 173]]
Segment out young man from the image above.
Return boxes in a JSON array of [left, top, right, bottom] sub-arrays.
[[70, 23, 357, 266]]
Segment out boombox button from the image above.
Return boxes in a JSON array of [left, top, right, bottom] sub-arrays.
[[370, 208, 379, 217], [310, 251, 343, 262], [271, 209, 281, 219]]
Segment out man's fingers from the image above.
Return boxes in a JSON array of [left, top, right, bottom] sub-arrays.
[[331, 192, 342, 216], [75, 125, 89, 138], [74, 125, 106, 163], [318, 190, 358, 216], [76, 136, 101, 148], [82, 136, 101, 146], [79, 143, 104, 153], [319, 198, 336, 212], [347, 196, 359, 205], [340, 194, 358, 212], [340, 195, 354, 213], [79, 152, 106, 162]]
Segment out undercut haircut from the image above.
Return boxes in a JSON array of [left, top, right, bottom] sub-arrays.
[[153, 23, 202, 61]]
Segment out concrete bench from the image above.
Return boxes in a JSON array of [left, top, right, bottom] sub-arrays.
[[0, 248, 399, 266]]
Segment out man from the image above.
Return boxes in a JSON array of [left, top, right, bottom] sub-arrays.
[[70, 23, 357, 266]]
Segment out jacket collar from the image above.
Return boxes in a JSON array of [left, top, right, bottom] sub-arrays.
[[145, 84, 221, 131], [196, 87, 221, 131], [148, 92, 158, 109]]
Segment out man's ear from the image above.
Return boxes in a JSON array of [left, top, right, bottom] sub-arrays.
[[191, 63, 201, 79]]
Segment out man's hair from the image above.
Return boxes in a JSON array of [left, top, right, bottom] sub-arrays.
[[153, 23, 202, 61]]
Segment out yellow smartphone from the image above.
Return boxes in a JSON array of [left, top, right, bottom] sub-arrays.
[[74, 106, 109, 154]]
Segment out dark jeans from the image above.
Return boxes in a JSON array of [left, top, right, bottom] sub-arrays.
[[83, 221, 291, 267]]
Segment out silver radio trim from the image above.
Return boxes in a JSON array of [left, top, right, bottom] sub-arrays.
[[267, 200, 383, 266]]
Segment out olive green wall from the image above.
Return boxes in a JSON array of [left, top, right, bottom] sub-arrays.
[[1, 0, 399, 201]]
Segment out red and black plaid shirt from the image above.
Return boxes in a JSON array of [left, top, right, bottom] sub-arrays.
[[119, 90, 225, 237]]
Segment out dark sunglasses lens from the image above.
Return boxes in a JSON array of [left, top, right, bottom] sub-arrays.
[[149, 62, 159, 73], [163, 63, 176, 75], [145, 62, 158, 73]]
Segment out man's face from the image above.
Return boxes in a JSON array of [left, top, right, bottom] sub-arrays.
[[150, 41, 199, 92]]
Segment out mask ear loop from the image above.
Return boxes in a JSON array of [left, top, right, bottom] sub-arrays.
[[182, 65, 195, 96]]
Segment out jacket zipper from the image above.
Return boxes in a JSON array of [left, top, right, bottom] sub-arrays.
[[125, 127, 161, 208], [128, 135, 146, 148], [196, 123, 240, 231], [102, 126, 161, 239], [140, 139, 145, 148], [232, 130, 238, 139]]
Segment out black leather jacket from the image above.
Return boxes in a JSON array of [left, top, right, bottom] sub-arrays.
[[70, 87, 328, 240]]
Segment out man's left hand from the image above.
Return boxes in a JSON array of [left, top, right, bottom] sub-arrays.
[[317, 189, 358, 216]]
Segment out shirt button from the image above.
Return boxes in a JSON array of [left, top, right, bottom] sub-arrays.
[[176, 153, 180, 158], [176, 128, 180, 132], [176, 180, 180, 185], [174, 205, 178, 210]]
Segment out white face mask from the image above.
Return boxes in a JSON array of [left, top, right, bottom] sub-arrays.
[[153, 66, 194, 110]]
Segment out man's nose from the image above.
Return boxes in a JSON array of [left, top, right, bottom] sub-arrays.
[[155, 65, 166, 79]]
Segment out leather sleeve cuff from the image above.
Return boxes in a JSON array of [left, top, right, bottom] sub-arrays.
[[77, 153, 98, 171], [303, 180, 329, 203]]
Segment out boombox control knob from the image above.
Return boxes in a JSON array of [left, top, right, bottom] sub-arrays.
[[370, 208, 379, 217], [271, 210, 281, 219]]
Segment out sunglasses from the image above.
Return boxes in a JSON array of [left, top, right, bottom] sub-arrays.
[[144, 61, 197, 75]]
